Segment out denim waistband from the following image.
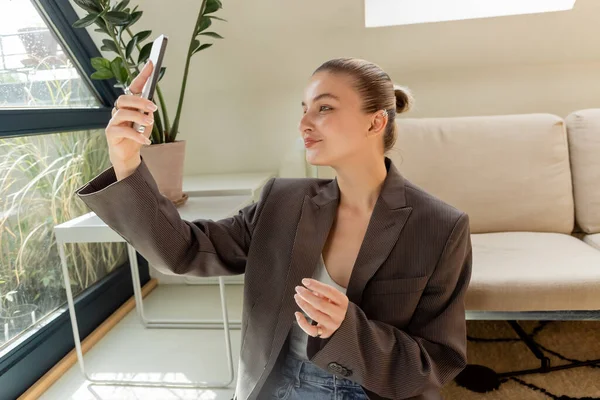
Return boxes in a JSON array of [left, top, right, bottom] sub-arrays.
[[280, 353, 362, 388]]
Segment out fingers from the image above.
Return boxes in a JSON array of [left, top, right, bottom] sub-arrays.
[[106, 125, 151, 145], [295, 312, 322, 337], [109, 108, 154, 130], [295, 286, 337, 317], [302, 278, 347, 306], [294, 293, 334, 329], [115, 94, 158, 113], [127, 60, 154, 94]]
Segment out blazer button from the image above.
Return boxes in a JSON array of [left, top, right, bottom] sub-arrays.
[[328, 362, 340, 373]]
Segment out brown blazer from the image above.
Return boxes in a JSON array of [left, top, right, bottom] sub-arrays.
[[76, 156, 472, 400]]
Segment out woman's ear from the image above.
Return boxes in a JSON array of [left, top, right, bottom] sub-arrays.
[[367, 111, 387, 136]]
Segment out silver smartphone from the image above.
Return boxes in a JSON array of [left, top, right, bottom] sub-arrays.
[[133, 34, 168, 133]]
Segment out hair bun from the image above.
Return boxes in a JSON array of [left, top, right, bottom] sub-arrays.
[[394, 85, 414, 114]]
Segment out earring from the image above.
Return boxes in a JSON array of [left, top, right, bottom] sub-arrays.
[[382, 109, 388, 118]]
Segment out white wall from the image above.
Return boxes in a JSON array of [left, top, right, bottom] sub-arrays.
[[71, 0, 600, 175], [395, 61, 600, 118]]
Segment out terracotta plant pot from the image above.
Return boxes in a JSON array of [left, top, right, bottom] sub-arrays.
[[140, 140, 187, 206]]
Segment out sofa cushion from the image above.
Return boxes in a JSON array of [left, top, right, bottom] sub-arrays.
[[389, 114, 574, 234], [583, 234, 600, 251], [466, 232, 600, 311], [565, 109, 600, 234]]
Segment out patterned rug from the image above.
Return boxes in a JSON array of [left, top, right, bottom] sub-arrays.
[[441, 320, 600, 399]]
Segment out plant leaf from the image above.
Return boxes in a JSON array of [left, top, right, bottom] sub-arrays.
[[72, 0, 102, 13], [110, 57, 125, 83], [125, 11, 143, 29], [199, 31, 223, 39], [115, 0, 130, 11], [196, 16, 211, 33], [91, 57, 111, 72], [190, 39, 200, 52], [72, 13, 99, 29], [138, 42, 152, 64], [192, 43, 213, 55], [204, 0, 222, 14], [133, 30, 152, 43], [158, 66, 166, 82], [96, 69, 113, 80], [94, 16, 109, 33], [101, 39, 119, 53], [207, 15, 227, 22], [126, 36, 137, 60], [105, 11, 130, 25], [119, 65, 129, 83]]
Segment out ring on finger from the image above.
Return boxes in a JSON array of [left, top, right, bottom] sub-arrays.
[[124, 86, 141, 96]]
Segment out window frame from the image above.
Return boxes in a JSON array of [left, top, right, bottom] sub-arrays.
[[0, 1, 149, 398]]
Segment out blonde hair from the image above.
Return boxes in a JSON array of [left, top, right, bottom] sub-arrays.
[[313, 58, 414, 152]]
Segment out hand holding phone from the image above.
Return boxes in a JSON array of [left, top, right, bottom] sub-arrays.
[[132, 34, 168, 133]]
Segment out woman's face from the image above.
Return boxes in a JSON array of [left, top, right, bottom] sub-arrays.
[[299, 71, 383, 167]]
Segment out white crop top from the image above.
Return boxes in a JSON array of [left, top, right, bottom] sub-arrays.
[[287, 253, 347, 360]]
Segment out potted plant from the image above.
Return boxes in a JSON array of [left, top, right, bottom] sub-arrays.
[[71, 0, 225, 205]]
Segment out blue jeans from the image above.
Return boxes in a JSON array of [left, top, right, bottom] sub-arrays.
[[265, 352, 369, 399]]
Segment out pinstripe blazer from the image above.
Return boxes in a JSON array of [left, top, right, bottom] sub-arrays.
[[75, 156, 472, 400]]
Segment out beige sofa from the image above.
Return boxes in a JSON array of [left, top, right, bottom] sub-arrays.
[[310, 109, 600, 317]]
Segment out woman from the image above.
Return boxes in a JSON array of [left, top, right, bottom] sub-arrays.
[[76, 57, 472, 400]]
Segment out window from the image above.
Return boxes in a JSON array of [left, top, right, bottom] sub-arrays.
[[0, 1, 148, 398], [365, 0, 577, 28], [0, 129, 126, 350], [0, 0, 99, 108]]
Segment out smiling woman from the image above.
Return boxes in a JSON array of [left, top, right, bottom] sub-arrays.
[[75, 55, 471, 400], [300, 57, 413, 169]]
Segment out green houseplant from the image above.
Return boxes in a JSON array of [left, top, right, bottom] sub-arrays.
[[70, 0, 225, 204]]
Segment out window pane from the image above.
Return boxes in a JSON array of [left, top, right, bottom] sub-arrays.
[[0, 129, 126, 350], [365, 0, 577, 27], [0, 0, 101, 108]]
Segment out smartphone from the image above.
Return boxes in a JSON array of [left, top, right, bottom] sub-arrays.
[[133, 34, 168, 134]]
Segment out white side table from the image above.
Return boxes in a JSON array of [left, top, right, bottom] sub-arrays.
[[181, 172, 276, 287], [54, 194, 252, 389], [183, 171, 276, 200]]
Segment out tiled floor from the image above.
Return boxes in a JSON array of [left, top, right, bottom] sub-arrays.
[[40, 284, 246, 400]]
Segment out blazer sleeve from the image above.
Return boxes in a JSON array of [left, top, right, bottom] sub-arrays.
[[75, 157, 275, 277], [309, 212, 472, 400]]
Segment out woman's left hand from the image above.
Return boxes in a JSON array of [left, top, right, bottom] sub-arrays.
[[294, 278, 349, 339]]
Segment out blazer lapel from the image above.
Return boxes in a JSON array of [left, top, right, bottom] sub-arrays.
[[267, 181, 338, 365], [345, 158, 413, 305]]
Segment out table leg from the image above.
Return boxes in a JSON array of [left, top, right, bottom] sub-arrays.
[[126, 244, 241, 329], [126, 244, 235, 385], [58, 239, 235, 388], [58, 239, 89, 379]]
